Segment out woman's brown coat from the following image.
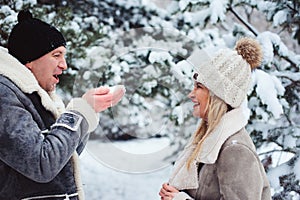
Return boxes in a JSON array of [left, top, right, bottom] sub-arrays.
[[169, 107, 271, 200], [179, 129, 271, 200]]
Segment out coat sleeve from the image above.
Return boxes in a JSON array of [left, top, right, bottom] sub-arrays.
[[0, 82, 89, 183], [173, 192, 194, 200], [216, 143, 265, 200], [76, 133, 90, 155]]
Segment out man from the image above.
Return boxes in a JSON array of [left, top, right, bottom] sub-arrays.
[[0, 10, 124, 200]]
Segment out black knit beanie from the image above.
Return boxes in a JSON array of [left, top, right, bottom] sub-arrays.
[[8, 10, 66, 64]]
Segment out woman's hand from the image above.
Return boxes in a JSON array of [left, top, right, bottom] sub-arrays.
[[159, 183, 179, 200]]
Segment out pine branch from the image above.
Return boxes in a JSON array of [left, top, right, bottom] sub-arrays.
[[259, 148, 297, 156], [228, 6, 298, 68], [228, 6, 258, 36]]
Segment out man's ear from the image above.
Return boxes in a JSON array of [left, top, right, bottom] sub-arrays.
[[25, 62, 32, 70]]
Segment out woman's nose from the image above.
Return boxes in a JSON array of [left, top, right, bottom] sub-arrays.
[[188, 90, 194, 99]]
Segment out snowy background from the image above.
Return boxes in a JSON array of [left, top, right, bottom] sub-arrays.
[[1, 0, 300, 199], [80, 138, 172, 199]]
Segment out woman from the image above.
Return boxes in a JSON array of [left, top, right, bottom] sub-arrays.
[[159, 38, 271, 200]]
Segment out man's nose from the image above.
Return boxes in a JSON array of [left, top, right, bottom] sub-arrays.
[[58, 57, 67, 70]]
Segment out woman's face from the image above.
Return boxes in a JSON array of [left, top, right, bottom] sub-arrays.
[[188, 81, 210, 119]]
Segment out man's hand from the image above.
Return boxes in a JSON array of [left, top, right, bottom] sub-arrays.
[[82, 86, 125, 113]]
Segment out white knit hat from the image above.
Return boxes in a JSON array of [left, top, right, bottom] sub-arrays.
[[187, 38, 262, 108]]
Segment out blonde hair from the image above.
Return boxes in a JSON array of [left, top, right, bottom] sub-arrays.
[[187, 93, 229, 169]]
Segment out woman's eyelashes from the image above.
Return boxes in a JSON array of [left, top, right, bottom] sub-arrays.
[[195, 83, 203, 89]]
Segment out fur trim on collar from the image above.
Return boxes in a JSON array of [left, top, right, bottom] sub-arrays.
[[0, 47, 65, 118], [169, 104, 250, 190], [197, 104, 249, 163]]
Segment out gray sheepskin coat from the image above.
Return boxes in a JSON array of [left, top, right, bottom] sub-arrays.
[[0, 47, 99, 200]]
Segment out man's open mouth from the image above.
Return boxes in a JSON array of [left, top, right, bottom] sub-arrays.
[[53, 74, 59, 81]]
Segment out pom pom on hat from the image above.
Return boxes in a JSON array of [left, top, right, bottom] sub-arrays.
[[188, 37, 263, 108], [235, 37, 262, 70], [8, 10, 66, 64]]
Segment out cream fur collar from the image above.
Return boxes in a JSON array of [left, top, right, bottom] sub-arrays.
[[0, 47, 65, 118], [169, 104, 250, 190]]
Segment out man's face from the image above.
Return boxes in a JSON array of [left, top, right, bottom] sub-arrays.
[[25, 46, 67, 92]]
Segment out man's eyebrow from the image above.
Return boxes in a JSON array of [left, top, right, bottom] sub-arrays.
[[52, 50, 65, 55]]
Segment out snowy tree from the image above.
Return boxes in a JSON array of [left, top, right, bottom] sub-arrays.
[[1, 0, 299, 198]]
